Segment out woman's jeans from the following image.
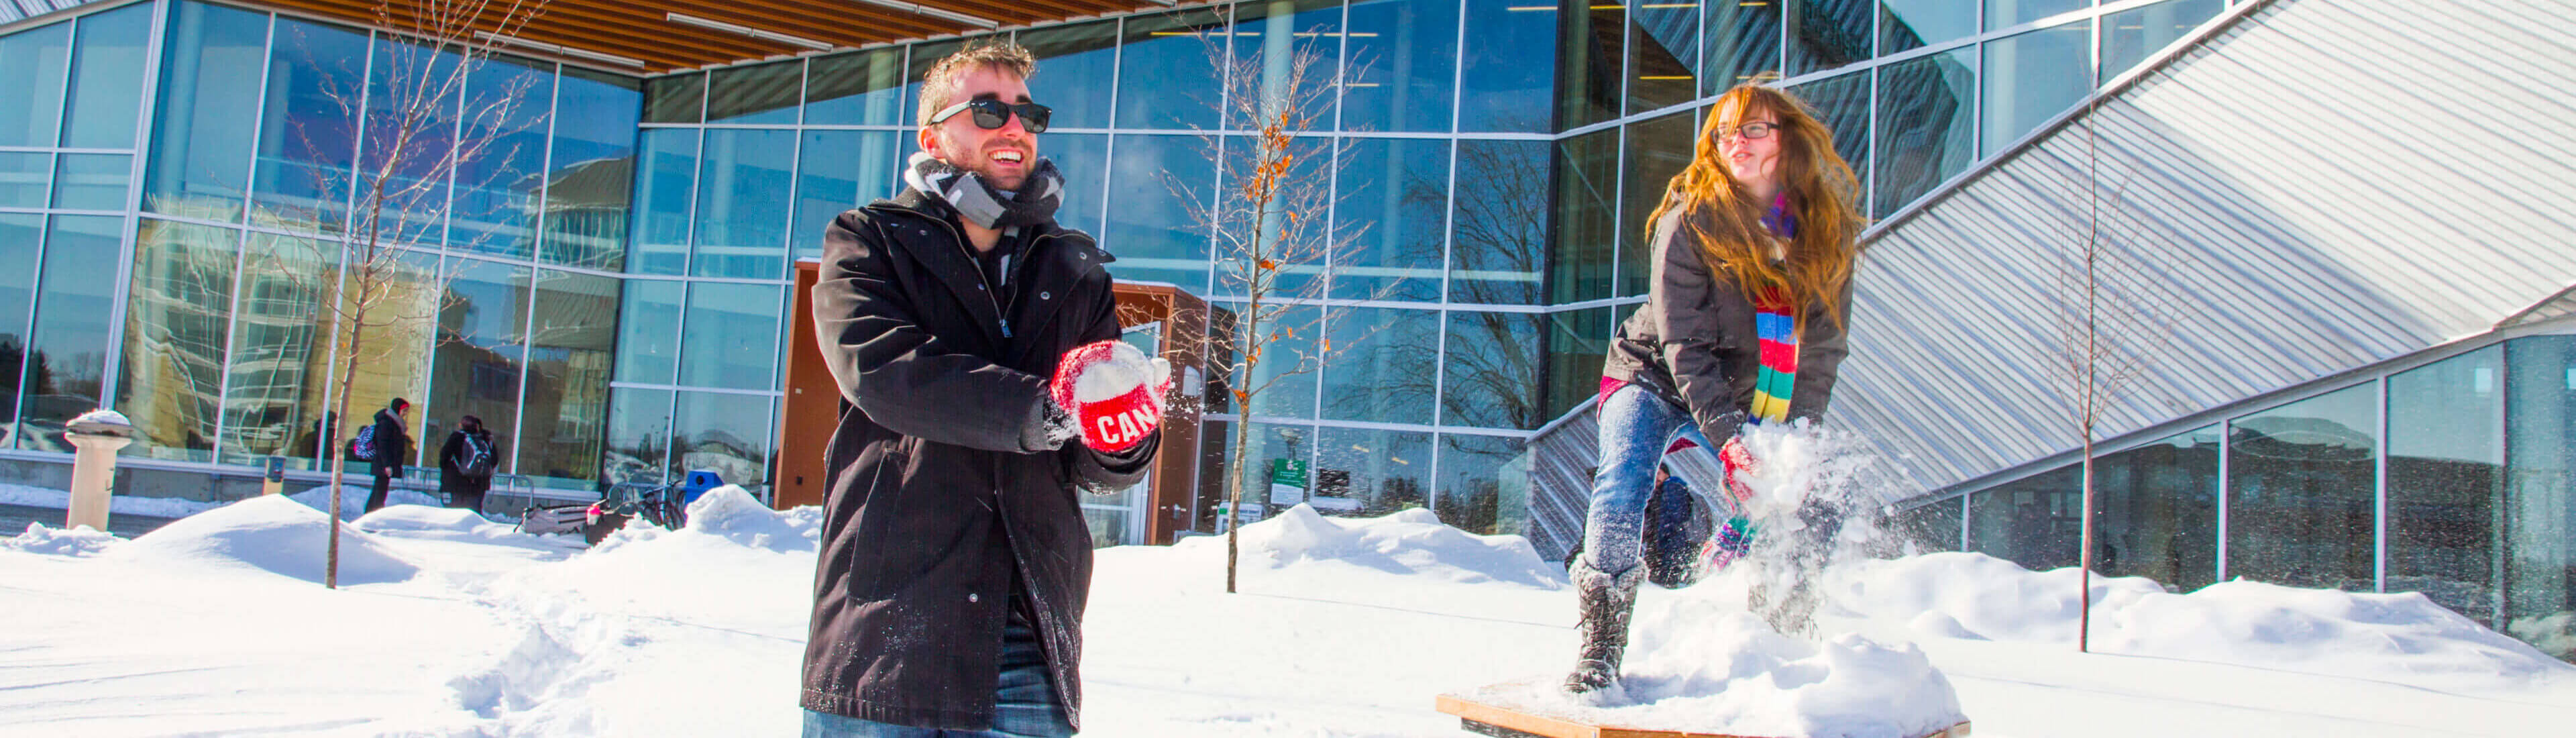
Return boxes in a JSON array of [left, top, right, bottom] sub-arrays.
[[801, 619, 1074, 738], [1580, 385, 1716, 578]]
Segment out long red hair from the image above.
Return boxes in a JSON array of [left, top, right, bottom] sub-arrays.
[[1646, 85, 1864, 327]]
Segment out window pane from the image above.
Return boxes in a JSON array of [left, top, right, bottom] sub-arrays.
[[690, 129, 796, 279], [900, 40, 969, 127], [358, 38, 470, 248], [673, 390, 774, 494], [1104, 134, 1214, 290], [0, 21, 70, 148], [2100, 0, 2220, 84], [62, 4, 153, 149], [1981, 21, 2092, 156], [1116, 9, 1227, 131], [218, 231, 339, 470], [1235, 303, 1318, 420], [1545, 307, 1611, 421], [705, 60, 802, 125], [1620, 111, 1695, 297], [116, 219, 235, 462], [678, 282, 782, 390], [642, 72, 704, 124], [1040, 133, 1109, 239], [446, 54, 551, 260], [0, 215, 40, 426], [1988, 0, 2088, 30], [1442, 309, 1544, 429], [2229, 383, 2377, 591], [251, 19, 372, 235], [1892, 496, 1964, 553], [2388, 347, 2504, 623], [144, 3, 267, 222], [1333, 137, 1446, 302], [540, 68, 639, 270], [51, 153, 131, 211], [1969, 465, 2080, 572], [1552, 128, 1616, 304], [341, 251, 440, 465], [1313, 425, 1432, 517], [1459, 0, 1557, 133], [1880, 0, 1977, 55], [1195, 417, 1232, 531], [18, 215, 121, 452], [604, 386, 673, 484], [1786, 70, 1873, 203], [1, 152, 51, 209], [1874, 47, 1975, 217], [1212, 134, 1330, 301], [1630, 0, 1702, 115], [1321, 307, 1437, 425], [1344, 0, 1458, 134], [628, 128, 697, 275], [614, 279, 682, 384], [1558, 2, 1625, 131], [791, 130, 904, 262], [1702, 0, 1784, 97], [1018, 19, 1119, 130], [520, 269, 616, 488], [1437, 433, 1531, 535], [423, 257, 530, 473], [2505, 335, 2576, 657], [1226, 0, 1342, 131], [2093, 424, 2219, 591], [1232, 421, 1314, 521], [1450, 140, 1547, 306], [1786, 0, 1874, 76], [804, 48, 907, 126]]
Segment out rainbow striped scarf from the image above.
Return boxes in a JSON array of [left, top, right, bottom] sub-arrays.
[[1749, 193, 1799, 424]]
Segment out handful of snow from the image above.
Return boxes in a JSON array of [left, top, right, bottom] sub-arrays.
[[5, 521, 120, 557], [109, 495, 421, 584]]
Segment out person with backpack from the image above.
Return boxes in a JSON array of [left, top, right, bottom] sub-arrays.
[[362, 398, 413, 513], [438, 414, 498, 514]]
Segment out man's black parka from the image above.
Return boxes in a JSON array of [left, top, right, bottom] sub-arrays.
[[802, 189, 1157, 731]]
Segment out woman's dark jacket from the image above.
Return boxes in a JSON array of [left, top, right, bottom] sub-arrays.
[[802, 189, 1157, 731], [1603, 205, 1856, 443], [368, 409, 411, 478], [437, 428, 495, 496]]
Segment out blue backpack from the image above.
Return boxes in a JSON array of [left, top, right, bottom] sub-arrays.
[[349, 425, 378, 462]]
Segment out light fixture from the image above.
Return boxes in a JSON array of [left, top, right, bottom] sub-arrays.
[[846, 0, 1000, 30], [1505, 4, 1556, 10], [666, 13, 834, 50], [474, 31, 647, 68]]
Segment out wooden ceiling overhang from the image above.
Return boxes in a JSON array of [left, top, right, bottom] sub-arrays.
[[244, 0, 1195, 74]]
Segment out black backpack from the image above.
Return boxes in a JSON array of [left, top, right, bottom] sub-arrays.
[[458, 432, 496, 478]]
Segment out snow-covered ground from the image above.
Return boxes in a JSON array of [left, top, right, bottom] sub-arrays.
[[2, 485, 2571, 737]]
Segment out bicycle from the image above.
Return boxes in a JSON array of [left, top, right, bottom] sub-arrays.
[[584, 477, 688, 545]]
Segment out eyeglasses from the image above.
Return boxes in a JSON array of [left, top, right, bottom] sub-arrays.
[[930, 99, 1053, 134], [1717, 121, 1779, 141]]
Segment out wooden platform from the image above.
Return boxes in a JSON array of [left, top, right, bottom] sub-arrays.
[[1436, 691, 1971, 738]]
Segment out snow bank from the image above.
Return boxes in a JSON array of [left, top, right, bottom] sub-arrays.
[[1834, 551, 2575, 689], [288, 484, 444, 521], [4, 521, 120, 556], [0, 482, 220, 519], [110, 494, 421, 585], [1457, 604, 1964, 738], [358, 505, 497, 533], [1199, 505, 1565, 588]]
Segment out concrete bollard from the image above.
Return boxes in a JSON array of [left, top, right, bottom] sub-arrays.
[[64, 409, 135, 532]]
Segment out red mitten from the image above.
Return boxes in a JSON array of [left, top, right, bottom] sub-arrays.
[[1718, 435, 1758, 505], [1050, 340, 1173, 453]]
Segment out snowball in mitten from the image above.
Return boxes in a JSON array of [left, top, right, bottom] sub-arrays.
[[1049, 340, 1173, 453]]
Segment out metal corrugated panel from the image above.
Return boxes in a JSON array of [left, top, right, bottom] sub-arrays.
[[1843, 0, 2576, 496], [1525, 405, 1599, 564], [1, 0, 106, 26]]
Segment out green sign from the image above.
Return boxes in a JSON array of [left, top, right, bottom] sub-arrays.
[[1270, 458, 1308, 488]]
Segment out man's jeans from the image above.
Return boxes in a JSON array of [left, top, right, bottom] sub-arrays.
[[802, 619, 1073, 738], [1580, 385, 1715, 578]]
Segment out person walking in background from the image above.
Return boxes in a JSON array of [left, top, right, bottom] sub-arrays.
[[364, 398, 413, 513], [438, 415, 497, 514], [1567, 84, 1866, 694]]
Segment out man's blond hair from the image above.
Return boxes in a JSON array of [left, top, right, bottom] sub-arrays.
[[917, 42, 1037, 126]]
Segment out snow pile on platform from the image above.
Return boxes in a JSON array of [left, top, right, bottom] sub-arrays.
[[5, 521, 121, 556], [1203, 504, 1566, 588], [1831, 551, 2574, 690], [109, 494, 421, 585]]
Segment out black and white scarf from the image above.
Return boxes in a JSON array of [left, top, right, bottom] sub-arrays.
[[904, 151, 1064, 229]]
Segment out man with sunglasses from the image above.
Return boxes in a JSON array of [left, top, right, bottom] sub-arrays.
[[803, 42, 1165, 738]]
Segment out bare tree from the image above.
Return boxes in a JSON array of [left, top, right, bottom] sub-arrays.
[[251, 0, 548, 588], [2051, 97, 2182, 650]]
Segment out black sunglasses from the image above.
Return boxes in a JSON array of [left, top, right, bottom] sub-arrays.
[[930, 99, 1052, 134]]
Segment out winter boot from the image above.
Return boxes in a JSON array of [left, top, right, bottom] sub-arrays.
[[1564, 561, 1647, 694]]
